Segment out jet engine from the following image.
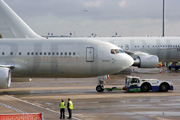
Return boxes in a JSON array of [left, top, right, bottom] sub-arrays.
[[0, 68, 11, 89], [133, 55, 159, 68]]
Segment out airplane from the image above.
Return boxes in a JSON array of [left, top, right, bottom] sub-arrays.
[[97, 37, 180, 69], [0, 0, 134, 89], [3, 1, 179, 71]]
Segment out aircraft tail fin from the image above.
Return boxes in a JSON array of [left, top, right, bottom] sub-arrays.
[[0, 0, 41, 38]]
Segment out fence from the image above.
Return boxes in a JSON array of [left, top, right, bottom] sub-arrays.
[[0, 113, 44, 120]]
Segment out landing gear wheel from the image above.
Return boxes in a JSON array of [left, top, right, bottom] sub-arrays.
[[160, 84, 168, 92], [141, 84, 149, 92], [168, 66, 172, 70], [96, 85, 104, 92]]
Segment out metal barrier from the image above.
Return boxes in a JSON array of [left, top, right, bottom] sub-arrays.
[[0, 113, 44, 120]]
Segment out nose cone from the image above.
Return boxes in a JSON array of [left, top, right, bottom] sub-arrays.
[[115, 53, 134, 71], [98, 52, 134, 75], [125, 54, 134, 68]]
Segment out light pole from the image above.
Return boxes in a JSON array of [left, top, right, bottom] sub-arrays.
[[162, 0, 165, 37]]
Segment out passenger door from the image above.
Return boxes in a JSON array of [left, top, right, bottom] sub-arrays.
[[86, 47, 94, 62]]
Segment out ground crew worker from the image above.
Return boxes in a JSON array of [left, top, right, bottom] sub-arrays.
[[67, 98, 73, 119], [60, 99, 65, 119]]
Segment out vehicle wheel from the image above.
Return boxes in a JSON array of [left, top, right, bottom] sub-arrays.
[[160, 84, 169, 92], [141, 84, 150, 92], [175, 67, 179, 70], [96, 85, 104, 92], [168, 66, 171, 70]]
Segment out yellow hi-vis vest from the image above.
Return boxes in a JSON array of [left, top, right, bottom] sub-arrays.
[[69, 101, 73, 109], [60, 102, 65, 109]]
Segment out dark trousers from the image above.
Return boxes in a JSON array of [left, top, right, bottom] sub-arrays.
[[68, 109, 72, 118], [60, 108, 65, 119]]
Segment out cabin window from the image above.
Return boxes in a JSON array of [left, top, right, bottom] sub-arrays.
[[10, 52, 13, 55], [48, 52, 51, 55], [61, 52, 63, 55], [65, 52, 67, 55], [36, 52, 38, 55], [40, 52, 42, 55], [73, 52, 76, 55], [19, 52, 21, 55], [69, 52, 71, 55], [56, 52, 59, 55], [2, 52, 4, 55], [44, 52, 46, 55], [31, 52, 34, 55], [27, 52, 30, 55]]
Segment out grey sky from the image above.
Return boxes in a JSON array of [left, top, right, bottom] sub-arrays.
[[5, 0, 180, 37]]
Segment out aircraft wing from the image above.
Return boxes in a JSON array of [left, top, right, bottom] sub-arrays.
[[124, 49, 152, 56], [124, 50, 134, 55], [0, 65, 15, 70]]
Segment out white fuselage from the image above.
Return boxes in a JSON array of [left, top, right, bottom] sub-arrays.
[[97, 37, 180, 62], [0, 38, 133, 78]]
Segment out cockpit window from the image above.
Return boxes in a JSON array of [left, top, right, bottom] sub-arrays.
[[111, 49, 115, 54], [119, 50, 124, 53], [111, 49, 124, 54]]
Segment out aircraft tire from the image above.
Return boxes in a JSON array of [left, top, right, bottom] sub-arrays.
[[96, 85, 104, 92]]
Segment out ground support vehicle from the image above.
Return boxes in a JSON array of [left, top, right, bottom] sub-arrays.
[[124, 76, 173, 92], [168, 62, 180, 70], [168, 65, 180, 70], [96, 76, 173, 92]]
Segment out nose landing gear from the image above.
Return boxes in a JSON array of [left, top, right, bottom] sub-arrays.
[[96, 85, 104, 92], [96, 76, 107, 92]]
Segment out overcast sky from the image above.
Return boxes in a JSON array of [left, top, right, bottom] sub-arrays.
[[5, 0, 180, 37]]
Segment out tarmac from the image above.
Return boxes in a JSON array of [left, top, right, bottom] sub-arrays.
[[0, 67, 180, 120]]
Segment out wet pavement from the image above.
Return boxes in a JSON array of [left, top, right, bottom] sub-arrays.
[[0, 67, 180, 120]]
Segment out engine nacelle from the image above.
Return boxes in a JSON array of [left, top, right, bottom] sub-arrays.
[[133, 55, 159, 68], [0, 68, 11, 89]]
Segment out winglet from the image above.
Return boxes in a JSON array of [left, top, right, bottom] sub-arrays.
[[0, 0, 41, 38]]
